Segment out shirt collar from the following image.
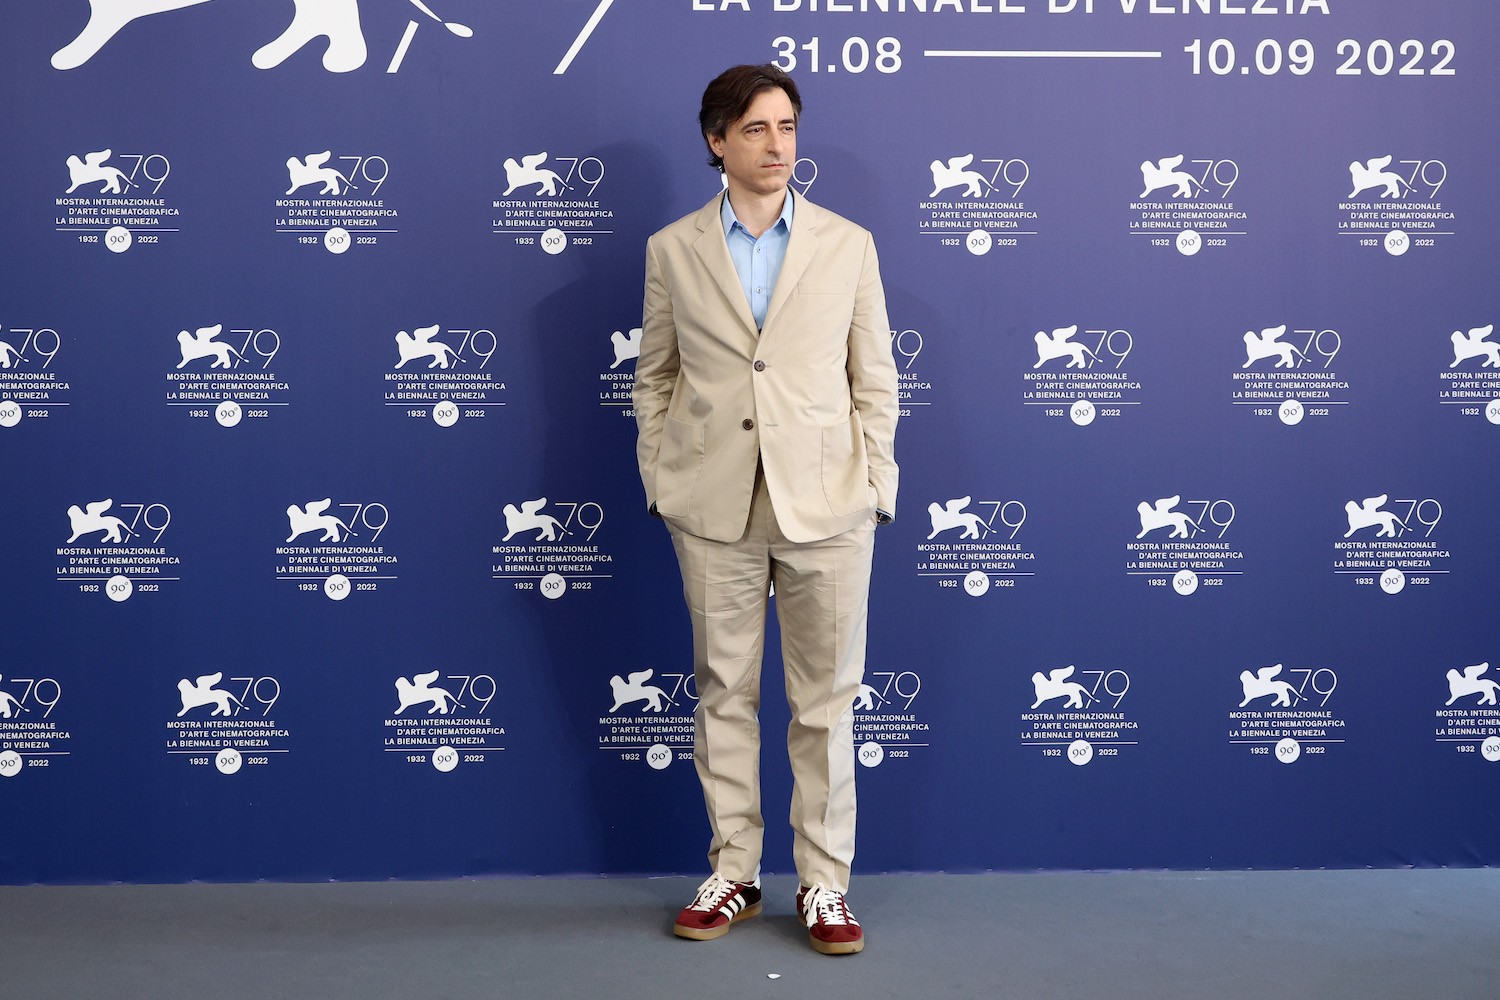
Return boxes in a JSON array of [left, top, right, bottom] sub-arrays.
[[721, 187, 795, 239]]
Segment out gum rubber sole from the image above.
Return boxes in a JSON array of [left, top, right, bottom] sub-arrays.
[[809, 931, 865, 955], [673, 901, 763, 940]]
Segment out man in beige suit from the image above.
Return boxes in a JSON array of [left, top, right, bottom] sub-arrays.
[[634, 64, 898, 956]]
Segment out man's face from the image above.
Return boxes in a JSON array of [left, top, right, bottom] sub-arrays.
[[709, 87, 797, 201]]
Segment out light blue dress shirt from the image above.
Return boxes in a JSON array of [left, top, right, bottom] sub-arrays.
[[721, 188, 794, 331]]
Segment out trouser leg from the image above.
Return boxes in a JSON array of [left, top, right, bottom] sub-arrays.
[[772, 518, 876, 893], [668, 515, 773, 884]]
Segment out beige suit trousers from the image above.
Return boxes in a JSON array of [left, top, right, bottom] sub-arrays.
[[667, 472, 875, 893]]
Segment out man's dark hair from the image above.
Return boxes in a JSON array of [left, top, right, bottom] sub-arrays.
[[699, 64, 802, 172]]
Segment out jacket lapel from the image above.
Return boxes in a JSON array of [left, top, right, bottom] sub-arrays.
[[761, 196, 818, 337], [692, 193, 759, 340]]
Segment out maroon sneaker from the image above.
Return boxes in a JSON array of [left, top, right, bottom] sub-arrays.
[[797, 883, 864, 955], [673, 873, 762, 940]]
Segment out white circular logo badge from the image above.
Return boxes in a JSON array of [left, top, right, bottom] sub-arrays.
[[215, 747, 243, 774], [106, 225, 133, 253], [0, 400, 21, 428], [1070, 399, 1096, 426], [324, 226, 351, 254], [1275, 737, 1301, 763], [858, 740, 885, 768], [966, 229, 992, 256], [541, 227, 568, 255], [1068, 739, 1093, 766], [1278, 398, 1304, 425], [324, 573, 352, 601], [1176, 229, 1201, 256], [432, 400, 459, 427], [540, 572, 568, 600], [0, 750, 22, 778], [963, 570, 990, 597], [1173, 569, 1199, 596], [646, 743, 674, 770], [1383, 229, 1409, 256], [216, 399, 242, 427], [432, 745, 459, 772], [1481, 736, 1500, 762], [1486, 399, 1500, 425], [106, 574, 134, 602], [1380, 567, 1406, 595]]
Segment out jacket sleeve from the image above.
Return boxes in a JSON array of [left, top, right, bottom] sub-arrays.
[[846, 232, 900, 518], [633, 235, 679, 512]]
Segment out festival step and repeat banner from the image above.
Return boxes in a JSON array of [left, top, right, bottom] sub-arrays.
[[1, 1, 1496, 882]]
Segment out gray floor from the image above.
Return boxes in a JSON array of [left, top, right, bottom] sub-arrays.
[[3, 870, 1496, 999]]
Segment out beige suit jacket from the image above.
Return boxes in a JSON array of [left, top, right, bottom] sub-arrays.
[[634, 193, 899, 544]]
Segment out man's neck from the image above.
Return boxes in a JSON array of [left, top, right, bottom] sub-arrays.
[[725, 185, 788, 239]]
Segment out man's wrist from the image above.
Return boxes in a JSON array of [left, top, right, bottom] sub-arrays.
[[876, 509, 893, 525]]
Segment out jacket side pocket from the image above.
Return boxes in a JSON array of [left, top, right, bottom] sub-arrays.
[[821, 412, 873, 518], [655, 415, 705, 517]]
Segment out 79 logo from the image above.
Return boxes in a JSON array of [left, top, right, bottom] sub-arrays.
[[1348, 157, 1446, 201], [928, 155, 1030, 199], [174, 325, 281, 371], [0, 327, 61, 370], [889, 328, 923, 370], [176, 674, 280, 718], [1342, 495, 1441, 540], [1135, 496, 1235, 540], [64, 150, 171, 195], [1237, 665, 1336, 709], [1031, 667, 1130, 711], [285, 499, 390, 543], [1240, 325, 1341, 370], [502, 498, 604, 543], [396, 672, 497, 717], [857, 670, 922, 711], [393, 326, 498, 371], [1140, 156, 1239, 201], [1033, 326, 1133, 371], [502, 153, 606, 199], [286, 153, 390, 197], [927, 497, 1026, 543], [0, 676, 62, 720], [656, 673, 697, 707], [64, 499, 171, 544]]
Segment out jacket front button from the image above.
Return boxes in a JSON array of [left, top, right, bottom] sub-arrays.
[[753, 360, 766, 372], [742, 418, 754, 430]]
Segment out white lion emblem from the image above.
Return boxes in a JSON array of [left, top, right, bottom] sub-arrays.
[[1347, 155, 1409, 199], [502, 498, 567, 542], [1136, 496, 1192, 540], [928, 154, 990, 198], [66, 499, 133, 544], [395, 671, 458, 715], [1031, 666, 1091, 710], [65, 149, 132, 194], [1139, 155, 1201, 199], [395, 325, 457, 369], [503, 152, 568, 197], [286, 151, 353, 195], [286, 499, 354, 543]]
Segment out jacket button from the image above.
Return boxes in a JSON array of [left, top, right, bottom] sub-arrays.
[[742, 418, 754, 430], [753, 360, 766, 372]]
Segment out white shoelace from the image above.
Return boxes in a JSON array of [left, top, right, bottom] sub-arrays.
[[690, 872, 748, 912], [801, 883, 858, 927]]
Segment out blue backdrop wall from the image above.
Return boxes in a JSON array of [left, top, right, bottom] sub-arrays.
[[1, 0, 1497, 883]]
